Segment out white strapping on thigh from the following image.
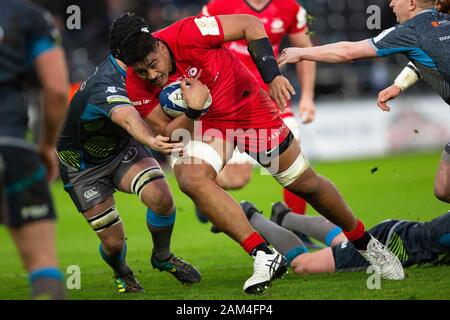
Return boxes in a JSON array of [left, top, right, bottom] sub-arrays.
[[170, 140, 224, 174], [273, 151, 310, 187]]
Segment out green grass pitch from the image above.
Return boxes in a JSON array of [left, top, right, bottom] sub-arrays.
[[0, 151, 449, 300]]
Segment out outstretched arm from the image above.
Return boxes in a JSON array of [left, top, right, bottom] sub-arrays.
[[288, 31, 316, 124], [111, 106, 183, 154], [278, 39, 377, 67]]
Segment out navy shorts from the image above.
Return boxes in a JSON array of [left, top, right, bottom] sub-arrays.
[[0, 145, 56, 227], [60, 138, 152, 212]]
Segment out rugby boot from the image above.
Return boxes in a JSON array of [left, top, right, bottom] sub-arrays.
[[243, 249, 288, 294], [358, 234, 405, 280], [113, 271, 144, 293], [151, 252, 201, 285]]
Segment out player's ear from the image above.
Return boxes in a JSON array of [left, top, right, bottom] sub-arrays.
[[158, 40, 166, 53]]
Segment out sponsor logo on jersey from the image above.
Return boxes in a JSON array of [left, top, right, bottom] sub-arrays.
[[106, 87, 118, 93], [271, 19, 285, 34], [187, 67, 199, 77], [194, 16, 220, 36], [431, 20, 450, 27], [107, 95, 131, 104], [84, 187, 100, 201], [21, 204, 49, 220], [297, 7, 308, 30], [439, 34, 450, 41], [132, 99, 151, 106], [122, 147, 138, 164]]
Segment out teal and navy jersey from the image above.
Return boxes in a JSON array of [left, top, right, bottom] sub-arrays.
[[370, 9, 450, 104], [0, 0, 60, 138], [57, 56, 133, 170], [333, 212, 450, 272]]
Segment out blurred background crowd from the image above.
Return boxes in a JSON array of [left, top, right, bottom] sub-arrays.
[[31, 0, 425, 100]]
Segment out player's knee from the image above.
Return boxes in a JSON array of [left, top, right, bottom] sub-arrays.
[[434, 184, 450, 203], [102, 237, 125, 256], [216, 168, 252, 190], [141, 183, 174, 216], [149, 193, 174, 216], [176, 166, 214, 196], [285, 169, 323, 199]]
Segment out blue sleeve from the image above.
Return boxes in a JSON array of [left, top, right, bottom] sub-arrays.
[[83, 83, 132, 121], [28, 9, 60, 60], [371, 25, 436, 68]]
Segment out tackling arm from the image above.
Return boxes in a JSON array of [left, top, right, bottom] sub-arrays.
[[288, 32, 316, 123], [278, 39, 378, 66], [111, 105, 183, 154]]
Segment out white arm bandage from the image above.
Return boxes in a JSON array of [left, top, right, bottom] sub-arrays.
[[394, 62, 421, 91]]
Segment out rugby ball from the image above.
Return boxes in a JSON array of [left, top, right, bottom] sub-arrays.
[[159, 81, 212, 118]]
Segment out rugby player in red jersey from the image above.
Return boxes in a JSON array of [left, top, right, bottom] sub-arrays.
[[200, 0, 316, 222], [111, 13, 404, 292]]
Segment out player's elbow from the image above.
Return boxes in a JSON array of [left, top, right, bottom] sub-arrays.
[[339, 43, 357, 63], [244, 15, 265, 37], [434, 184, 450, 203], [42, 84, 69, 112], [247, 15, 263, 28], [46, 85, 69, 103]]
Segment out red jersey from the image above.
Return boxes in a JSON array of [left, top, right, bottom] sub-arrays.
[[202, 0, 308, 89], [126, 16, 289, 152]]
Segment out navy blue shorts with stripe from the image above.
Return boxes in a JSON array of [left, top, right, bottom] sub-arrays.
[[0, 146, 56, 227]]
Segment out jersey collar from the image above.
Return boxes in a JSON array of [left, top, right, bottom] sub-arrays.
[[109, 54, 127, 79], [244, 0, 272, 13]]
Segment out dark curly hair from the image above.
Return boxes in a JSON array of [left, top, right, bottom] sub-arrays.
[[109, 12, 158, 65], [437, 0, 450, 13]]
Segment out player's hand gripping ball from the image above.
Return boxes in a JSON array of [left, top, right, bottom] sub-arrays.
[[159, 81, 212, 118]]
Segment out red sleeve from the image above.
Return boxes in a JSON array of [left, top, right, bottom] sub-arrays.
[[201, 0, 223, 16], [287, 3, 308, 34], [126, 68, 161, 119]]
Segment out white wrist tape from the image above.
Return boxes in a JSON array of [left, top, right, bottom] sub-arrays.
[[394, 63, 420, 91]]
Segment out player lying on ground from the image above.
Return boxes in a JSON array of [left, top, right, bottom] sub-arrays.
[[114, 12, 404, 294], [196, 0, 316, 237], [240, 201, 450, 274], [278, 0, 450, 204], [56, 28, 201, 293]]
